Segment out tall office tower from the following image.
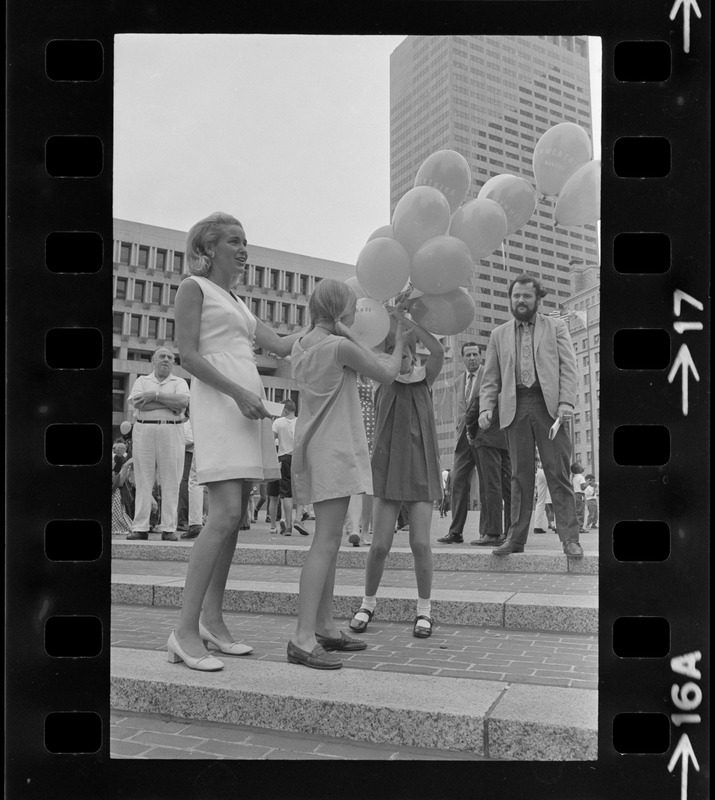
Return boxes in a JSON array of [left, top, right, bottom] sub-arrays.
[[390, 35, 599, 465]]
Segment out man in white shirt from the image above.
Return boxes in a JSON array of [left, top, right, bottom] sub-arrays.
[[271, 400, 309, 536], [126, 348, 189, 541], [437, 343, 483, 544]]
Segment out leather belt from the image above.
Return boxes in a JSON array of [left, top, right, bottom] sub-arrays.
[[136, 420, 183, 425]]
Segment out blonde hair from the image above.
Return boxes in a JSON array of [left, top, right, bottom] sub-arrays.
[[308, 279, 367, 348], [186, 212, 243, 277]]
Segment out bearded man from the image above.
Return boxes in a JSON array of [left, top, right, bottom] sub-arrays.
[[478, 275, 583, 557]]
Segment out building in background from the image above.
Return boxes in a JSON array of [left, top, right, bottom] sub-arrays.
[[390, 35, 599, 466], [562, 260, 600, 478], [112, 219, 353, 435]]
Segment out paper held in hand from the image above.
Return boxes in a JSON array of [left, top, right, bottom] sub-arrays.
[[548, 418, 561, 440], [263, 400, 285, 417]]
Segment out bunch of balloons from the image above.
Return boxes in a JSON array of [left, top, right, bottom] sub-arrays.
[[346, 128, 600, 346], [531, 122, 601, 227], [348, 149, 496, 342]]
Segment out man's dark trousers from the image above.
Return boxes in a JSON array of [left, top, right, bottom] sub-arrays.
[[504, 387, 578, 546], [448, 429, 480, 536], [476, 444, 512, 538]]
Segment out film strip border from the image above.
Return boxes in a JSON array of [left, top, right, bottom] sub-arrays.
[[6, 3, 709, 797], [602, 25, 709, 790]]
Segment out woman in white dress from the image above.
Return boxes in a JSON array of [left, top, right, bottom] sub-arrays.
[[169, 212, 304, 671]]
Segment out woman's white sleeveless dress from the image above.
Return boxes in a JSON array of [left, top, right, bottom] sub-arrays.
[[186, 275, 279, 484]]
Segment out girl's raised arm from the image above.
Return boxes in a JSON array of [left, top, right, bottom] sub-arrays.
[[390, 310, 444, 385], [337, 322, 407, 384]]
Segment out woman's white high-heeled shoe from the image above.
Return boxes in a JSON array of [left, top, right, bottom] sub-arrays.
[[199, 621, 254, 656], [166, 631, 224, 671]]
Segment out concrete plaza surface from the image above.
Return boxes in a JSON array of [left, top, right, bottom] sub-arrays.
[[111, 509, 599, 760]]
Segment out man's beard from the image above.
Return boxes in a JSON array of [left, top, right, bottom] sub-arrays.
[[511, 301, 538, 321]]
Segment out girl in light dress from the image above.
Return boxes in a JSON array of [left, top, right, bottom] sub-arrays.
[[287, 279, 407, 670]]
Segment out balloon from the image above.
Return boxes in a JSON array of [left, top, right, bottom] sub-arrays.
[[449, 198, 508, 261], [408, 288, 476, 335], [410, 235, 473, 295], [355, 237, 411, 301], [477, 174, 537, 236], [554, 160, 601, 227], [414, 149, 472, 213], [344, 275, 369, 299], [532, 122, 592, 197], [349, 297, 391, 347], [392, 186, 451, 258], [119, 421, 132, 435], [366, 225, 394, 242]]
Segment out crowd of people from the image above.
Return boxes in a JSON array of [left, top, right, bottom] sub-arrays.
[[115, 211, 598, 673]]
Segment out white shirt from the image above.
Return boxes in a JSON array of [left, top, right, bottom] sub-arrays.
[[571, 473, 587, 494], [183, 419, 194, 451], [272, 416, 297, 456], [129, 373, 190, 421]]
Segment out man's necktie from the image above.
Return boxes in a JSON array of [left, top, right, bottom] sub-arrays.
[[465, 372, 474, 401], [520, 322, 534, 387]]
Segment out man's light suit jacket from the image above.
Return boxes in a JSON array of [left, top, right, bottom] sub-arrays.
[[479, 313, 578, 429]]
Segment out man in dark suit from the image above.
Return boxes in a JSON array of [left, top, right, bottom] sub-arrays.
[[437, 342, 482, 544], [465, 395, 511, 546], [479, 275, 583, 557]]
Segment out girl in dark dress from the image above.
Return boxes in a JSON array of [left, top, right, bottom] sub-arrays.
[[350, 313, 444, 638]]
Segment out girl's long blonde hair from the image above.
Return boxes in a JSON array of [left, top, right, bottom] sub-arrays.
[[309, 279, 373, 351]]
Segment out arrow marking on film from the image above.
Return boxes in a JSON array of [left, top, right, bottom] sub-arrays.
[[667, 343, 700, 416], [667, 733, 700, 800], [669, 0, 702, 53]]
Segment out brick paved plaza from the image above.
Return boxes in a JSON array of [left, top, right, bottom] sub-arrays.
[[111, 509, 599, 760]]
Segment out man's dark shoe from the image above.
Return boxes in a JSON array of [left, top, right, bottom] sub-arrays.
[[437, 534, 464, 544], [563, 541, 584, 557], [470, 536, 501, 546], [533, 527, 547, 533], [180, 525, 202, 540], [126, 531, 148, 540], [161, 531, 178, 542], [492, 540, 525, 556]]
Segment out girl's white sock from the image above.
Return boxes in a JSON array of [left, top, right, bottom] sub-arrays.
[[416, 597, 431, 629], [361, 594, 377, 612]]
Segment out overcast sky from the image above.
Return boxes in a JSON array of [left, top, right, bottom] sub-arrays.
[[114, 34, 601, 265]]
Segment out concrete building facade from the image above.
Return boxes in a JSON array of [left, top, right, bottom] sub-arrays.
[[389, 35, 599, 465], [112, 218, 353, 434], [562, 261, 600, 478]]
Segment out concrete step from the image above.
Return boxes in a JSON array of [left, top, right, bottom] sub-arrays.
[[110, 708, 498, 760], [112, 540, 598, 575], [112, 572, 597, 633], [111, 646, 597, 760]]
